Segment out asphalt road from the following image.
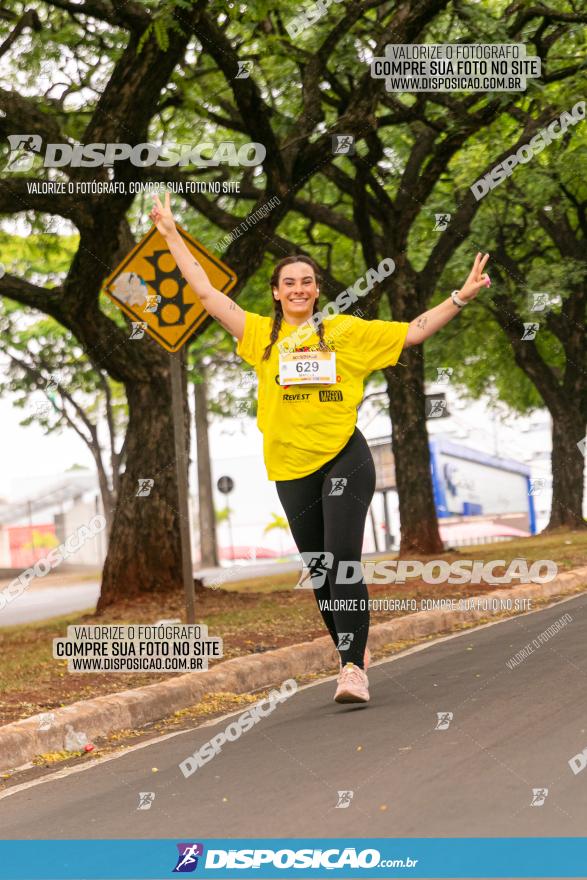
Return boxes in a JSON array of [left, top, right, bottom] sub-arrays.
[[0, 563, 293, 626], [1, 593, 586, 841], [0, 582, 101, 626], [0, 563, 300, 627]]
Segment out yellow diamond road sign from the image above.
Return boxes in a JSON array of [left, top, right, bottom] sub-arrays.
[[103, 225, 238, 352]]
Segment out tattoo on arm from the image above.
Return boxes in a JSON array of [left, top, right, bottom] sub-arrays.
[[229, 301, 237, 310], [416, 316, 428, 329]]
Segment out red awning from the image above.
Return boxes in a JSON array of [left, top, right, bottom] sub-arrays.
[[439, 521, 529, 540], [218, 545, 281, 561]]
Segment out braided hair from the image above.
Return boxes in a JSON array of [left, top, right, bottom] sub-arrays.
[[262, 255, 329, 361]]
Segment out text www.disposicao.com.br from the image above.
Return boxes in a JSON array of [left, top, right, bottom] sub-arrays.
[[70, 657, 201, 671]]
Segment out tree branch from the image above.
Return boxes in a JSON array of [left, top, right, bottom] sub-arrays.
[[43, 0, 150, 30]]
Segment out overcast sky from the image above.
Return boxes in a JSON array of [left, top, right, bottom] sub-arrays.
[[0, 393, 261, 501]]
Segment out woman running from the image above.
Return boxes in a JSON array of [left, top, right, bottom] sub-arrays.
[[150, 192, 490, 704]]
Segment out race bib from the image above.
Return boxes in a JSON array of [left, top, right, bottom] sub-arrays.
[[278, 350, 337, 385]]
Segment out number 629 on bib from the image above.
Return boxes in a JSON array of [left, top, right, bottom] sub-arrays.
[[278, 350, 337, 385]]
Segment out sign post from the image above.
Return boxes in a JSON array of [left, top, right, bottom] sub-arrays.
[[170, 347, 196, 623], [217, 475, 235, 563], [103, 223, 237, 623]]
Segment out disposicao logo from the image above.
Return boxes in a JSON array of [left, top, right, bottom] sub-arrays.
[[173, 843, 204, 872]]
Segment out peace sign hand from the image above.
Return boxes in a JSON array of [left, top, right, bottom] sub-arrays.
[[149, 191, 177, 239], [459, 252, 490, 302]]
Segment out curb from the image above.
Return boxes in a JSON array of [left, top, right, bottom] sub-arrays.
[[1, 566, 586, 773]]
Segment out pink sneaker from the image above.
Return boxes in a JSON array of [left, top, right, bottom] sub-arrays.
[[334, 663, 370, 703]]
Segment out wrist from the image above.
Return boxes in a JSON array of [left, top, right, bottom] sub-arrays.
[[450, 289, 467, 309], [165, 226, 180, 242]]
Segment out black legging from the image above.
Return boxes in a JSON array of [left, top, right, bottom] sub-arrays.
[[275, 427, 376, 669]]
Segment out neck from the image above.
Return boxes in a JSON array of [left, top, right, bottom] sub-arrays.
[[281, 308, 314, 327]]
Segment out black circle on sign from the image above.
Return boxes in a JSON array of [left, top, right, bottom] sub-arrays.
[[217, 475, 234, 494]]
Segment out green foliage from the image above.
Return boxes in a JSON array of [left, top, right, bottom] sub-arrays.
[[137, 0, 190, 53], [0, 232, 77, 283], [0, 319, 127, 440], [1, 0, 586, 431], [263, 512, 289, 535], [423, 114, 586, 414], [21, 529, 59, 550], [215, 505, 233, 523]]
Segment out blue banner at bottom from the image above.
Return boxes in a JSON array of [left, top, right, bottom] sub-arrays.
[[0, 838, 585, 879]]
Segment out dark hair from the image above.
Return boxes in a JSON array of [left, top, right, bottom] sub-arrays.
[[262, 255, 328, 361]]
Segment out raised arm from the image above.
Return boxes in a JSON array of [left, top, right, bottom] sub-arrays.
[[403, 253, 490, 348], [149, 192, 246, 341]]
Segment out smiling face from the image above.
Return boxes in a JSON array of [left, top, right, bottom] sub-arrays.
[[272, 261, 319, 325]]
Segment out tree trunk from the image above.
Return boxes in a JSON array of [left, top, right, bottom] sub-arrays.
[[92, 448, 115, 541], [97, 359, 191, 609], [384, 347, 444, 556], [194, 371, 219, 567], [545, 405, 586, 530]]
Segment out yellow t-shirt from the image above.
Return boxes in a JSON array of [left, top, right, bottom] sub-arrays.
[[236, 312, 409, 481]]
